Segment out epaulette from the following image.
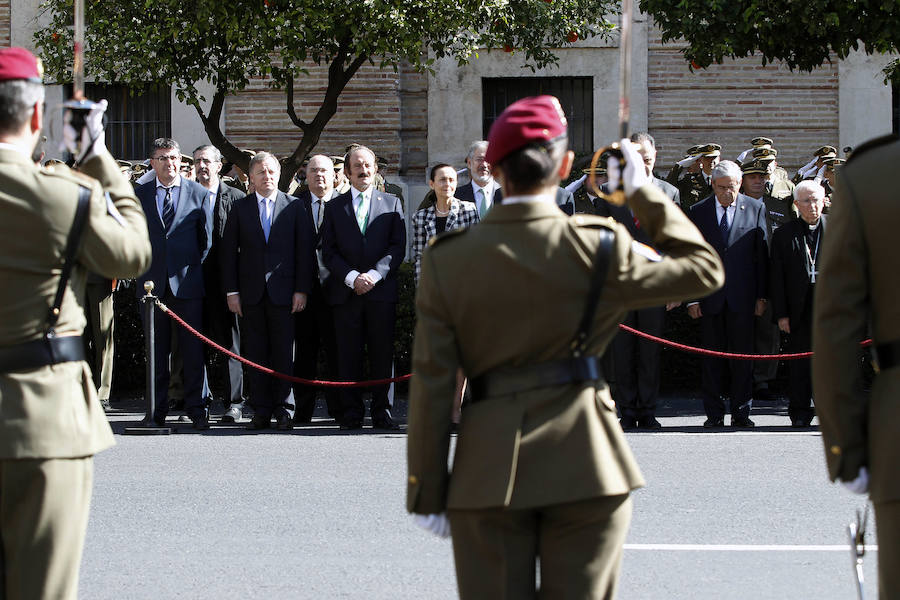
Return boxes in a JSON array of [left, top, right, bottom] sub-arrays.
[[569, 213, 615, 230], [846, 133, 899, 163], [427, 226, 468, 247]]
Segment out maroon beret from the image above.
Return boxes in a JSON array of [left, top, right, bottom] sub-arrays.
[[485, 95, 568, 165], [0, 47, 43, 83]]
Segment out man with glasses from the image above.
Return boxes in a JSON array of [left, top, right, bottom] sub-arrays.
[[135, 138, 213, 430]]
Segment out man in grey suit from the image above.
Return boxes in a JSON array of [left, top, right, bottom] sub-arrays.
[[221, 152, 314, 431], [194, 144, 246, 422], [321, 146, 407, 430], [688, 160, 769, 427], [135, 138, 213, 429]]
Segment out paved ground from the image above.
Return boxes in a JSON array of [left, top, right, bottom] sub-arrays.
[[81, 396, 879, 599]]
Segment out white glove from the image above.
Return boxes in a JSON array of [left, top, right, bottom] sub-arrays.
[[677, 155, 698, 168], [618, 138, 651, 197], [62, 99, 108, 162], [736, 148, 751, 163], [565, 174, 586, 193], [842, 467, 869, 495], [813, 165, 826, 183], [413, 513, 451, 539], [797, 157, 817, 178]]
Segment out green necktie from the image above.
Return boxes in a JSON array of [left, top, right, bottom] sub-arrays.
[[356, 192, 369, 234], [476, 188, 487, 218]]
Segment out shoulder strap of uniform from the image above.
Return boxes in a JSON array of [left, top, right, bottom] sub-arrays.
[[571, 227, 615, 356], [48, 184, 92, 333]]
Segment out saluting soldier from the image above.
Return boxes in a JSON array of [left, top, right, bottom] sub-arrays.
[[406, 96, 724, 598], [0, 47, 152, 599], [813, 133, 900, 599]]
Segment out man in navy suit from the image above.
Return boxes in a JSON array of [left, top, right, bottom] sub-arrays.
[[322, 145, 407, 430], [688, 160, 769, 428], [135, 138, 213, 429], [292, 154, 342, 424], [221, 152, 314, 430]]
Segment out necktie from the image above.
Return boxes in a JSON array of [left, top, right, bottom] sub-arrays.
[[356, 192, 369, 234], [476, 188, 487, 218], [260, 198, 271, 241], [316, 199, 325, 232], [719, 206, 729, 241], [162, 187, 174, 232]]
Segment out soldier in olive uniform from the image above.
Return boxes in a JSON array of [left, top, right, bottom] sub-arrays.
[[407, 96, 724, 598], [0, 48, 152, 600], [813, 134, 900, 599]]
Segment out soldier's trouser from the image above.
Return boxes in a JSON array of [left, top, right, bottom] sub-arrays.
[[874, 500, 899, 600], [0, 457, 93, 600], [448, 494, 631, 600]]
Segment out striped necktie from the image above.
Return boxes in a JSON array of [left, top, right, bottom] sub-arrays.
[[162, 187, 174, 232]]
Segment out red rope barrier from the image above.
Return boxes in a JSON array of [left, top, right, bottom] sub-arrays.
[[618, 323, 872, 360], [158, 299, 873, 385], [157, 301, 410, 388]]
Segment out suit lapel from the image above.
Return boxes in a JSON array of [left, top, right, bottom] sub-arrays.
[[139, 184, 165, 235], [367, 190, 386, 229], [169, 181, 192, 233]]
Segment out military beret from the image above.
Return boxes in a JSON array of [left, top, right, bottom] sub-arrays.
[[0, 47, 43, 83], [485, 95, 568, 165], [814, 145, 838, 159], [697, 143, 721, 157], [750, 137, 773, 148]]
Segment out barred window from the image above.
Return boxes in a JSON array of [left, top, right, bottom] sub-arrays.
[[65, 83, 171, 160], [482, 77, 593, 154]]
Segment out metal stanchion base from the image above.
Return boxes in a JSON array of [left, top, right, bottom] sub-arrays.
[[123, 418, 173, 435]]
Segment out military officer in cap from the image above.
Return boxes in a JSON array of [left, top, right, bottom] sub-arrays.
[[0, 47, 152, 599], [813, 133, 900, 599], [407, 95, 724, 598], [820, 157, 845, 211], [573, 159, 608, 214], [794, 145, 837, 183]]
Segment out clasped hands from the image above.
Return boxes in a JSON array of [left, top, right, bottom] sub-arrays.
[[353, 273, 377, 295]]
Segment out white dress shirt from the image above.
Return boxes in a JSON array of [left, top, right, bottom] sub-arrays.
[[343, 185, 384, 289]]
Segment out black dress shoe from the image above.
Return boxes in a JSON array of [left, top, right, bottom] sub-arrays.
[[703, 417, 725, 428], [339, 419, 363, 431], [372, 418, 400, 431], [791, 418, 811, 428], [619, 416, 638, 430], [191, 414, 210, 431], [638, 417, 662, 429], [275, 413, 294, 431], [731, 417, 755, 428], [246, 415, 271, 430], [152, 413, 167, 427]]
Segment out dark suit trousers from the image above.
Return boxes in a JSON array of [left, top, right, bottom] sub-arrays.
[[786, 289, 814, 423], [753, 301, 779, 385], [141, 289, 205, 419], [293, 284, 340, 421], [700, 309, 754, 420], [612, 307, 664, 419], [204, 292, 244, 406], [332, 295, 395, 423], [241, 293, 295, 419]]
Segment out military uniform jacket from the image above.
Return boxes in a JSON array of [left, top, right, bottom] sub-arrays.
[[407, 185, 725, 513], [0, 149, 152, 459], [813, 138, 900, 502]]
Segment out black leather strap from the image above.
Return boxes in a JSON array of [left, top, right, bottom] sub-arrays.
[[469, 356, 602, 400], [876, 340, 900, 371], [48, 184, 92, 331], [0, 336, 86, 373], [571, 228, 615, 356]]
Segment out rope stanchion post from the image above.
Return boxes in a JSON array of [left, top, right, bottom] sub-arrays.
[[124, 281, 171, 435]]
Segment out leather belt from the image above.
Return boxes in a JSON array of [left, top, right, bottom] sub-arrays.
[[469, 355, 602, 401], [876, 340, 900, 371], [0, 336, 85, 373]]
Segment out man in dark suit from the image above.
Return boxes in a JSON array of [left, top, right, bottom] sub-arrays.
[[321, 145, 407, 430], [770, 180, 826, 427], [292, 155, 342, 424], [453, 140, 502, 217], [595, 132, 679, 429], [221, 152, 314, 431], [688, 160, 769, 427], [135, 138, 213, 429], [194, 144, 246, 422]]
